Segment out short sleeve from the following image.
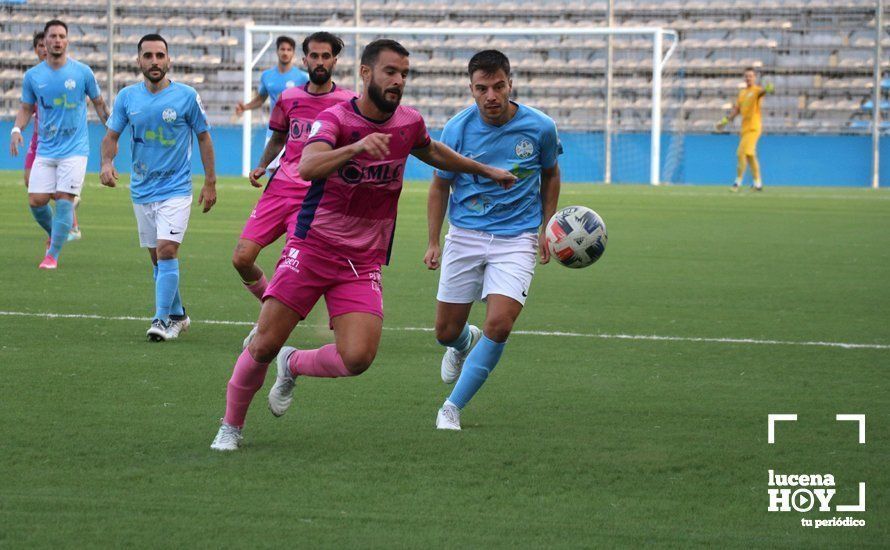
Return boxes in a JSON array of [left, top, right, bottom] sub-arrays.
[[433, 119, 458, 180], [257, 72, 269, 98], [412, 114, 432, 151], [305, 109, 341, 148], [268, 98, 288, 133], [539, 118, 562, 170], [186, 91, 210, 134], [106, 90, 129, 134], [21, 72, 35, 104], [84, 66, 101, 99]]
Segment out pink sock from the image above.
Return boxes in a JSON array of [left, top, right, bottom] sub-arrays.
[[223, 348, 270, 427], [288, 344, 354, 378], [243, 274, 267, 301]]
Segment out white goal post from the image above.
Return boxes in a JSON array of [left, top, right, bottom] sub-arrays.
[[242, 24, 679, 184]]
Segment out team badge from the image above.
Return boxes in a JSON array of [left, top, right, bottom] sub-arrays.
[[515, 138, 534, 159], [162, 108, 177, 123], [64, 79, 76, 90], [285, 80, 295, 88]]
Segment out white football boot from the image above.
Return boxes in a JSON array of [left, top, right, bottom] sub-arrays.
[[166, 314, 190, 340], [268, 346, 297, 417], [441, 325, 481, 384], [146, 319, 170, 342], [210, 421, 243, 451], [436, 402, 462, 431], [242, 324, 258, 350]]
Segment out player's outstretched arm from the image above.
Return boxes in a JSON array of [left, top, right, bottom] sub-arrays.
[[197, 131, 217, 213], [250, 129, 287, 187], [99, 129, 121, 188], [424, 174, 451, 270], [716, 104, 740, 130], [9, 102, 35, 157], [235, 93, 267, 115], [538, 164, 561, 264], [760, 83, 774, 97], [412, 140, 517, 190], [298, 133, 391, 181]]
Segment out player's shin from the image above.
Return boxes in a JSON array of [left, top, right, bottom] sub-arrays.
[[224, 348, 271, 428], [47, 199, 74, 258], [153, 265, 184, 316], [288, 344, 354, 378], [438, 323, 472, 352], [154, 259, 180, 321], [446, 335, 506, 409], [243, 273, 268, 301], [30, 204, 53, 236]]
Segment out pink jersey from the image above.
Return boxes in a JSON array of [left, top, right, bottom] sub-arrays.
[[296, 98, 431, 265], [266, 83, 355, 196]]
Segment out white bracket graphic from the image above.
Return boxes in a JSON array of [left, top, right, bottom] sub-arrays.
[[836, 482, 866, 512], [836, 414, 866, 444], [768, 414, 798, 444]]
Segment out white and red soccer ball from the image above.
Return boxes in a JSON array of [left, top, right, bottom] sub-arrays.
[[545, 206, 607, 268]]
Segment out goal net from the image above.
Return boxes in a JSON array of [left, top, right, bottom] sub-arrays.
[[241, 24, 678, 184]]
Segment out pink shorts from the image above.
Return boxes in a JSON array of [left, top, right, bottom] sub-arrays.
[[263, 238, 384, 322], [24, 132, 38, 170], [239, 189, 307, 248]]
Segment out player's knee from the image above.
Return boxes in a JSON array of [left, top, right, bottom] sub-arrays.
[[231, 249, 253, 272], [247, 337, 280, 364], [340, 349, 376, 375], [483, 317, 514, 343], [434, 319, 464, 344], [28, 195, 48, 208]]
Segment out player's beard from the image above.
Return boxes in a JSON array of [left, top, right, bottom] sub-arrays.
[[143, 66, 168, 84], [367, 77, 401, 114], [309, 66, 331, 86]]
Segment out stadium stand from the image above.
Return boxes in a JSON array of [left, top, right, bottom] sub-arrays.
[[1, 0, 888, 133]]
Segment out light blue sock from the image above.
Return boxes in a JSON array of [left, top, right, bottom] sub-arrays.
[[47, 199, 73, 259], [153, 264, 184, 317], [30, 204, 53, 236], [447, 335, 506, 409], [155, 259, 180, 322], [438, 323, 472, 352]]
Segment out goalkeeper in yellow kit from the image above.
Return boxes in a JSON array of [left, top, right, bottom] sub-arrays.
[[716, 67, 773, 191]]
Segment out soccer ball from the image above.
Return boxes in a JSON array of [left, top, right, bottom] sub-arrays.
[[545, 206, 608, 268]]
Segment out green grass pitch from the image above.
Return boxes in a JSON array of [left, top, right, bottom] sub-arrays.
[[1, 171, 888, 547]]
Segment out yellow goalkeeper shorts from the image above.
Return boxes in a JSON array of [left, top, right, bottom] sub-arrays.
[[738, 131, 761, 157]]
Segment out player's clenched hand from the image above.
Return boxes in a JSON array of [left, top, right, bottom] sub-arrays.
[[424, 242, 441, 270], [198, 182, 217, 213], [355, 133, 391, 159], [249, 166, 266, 188], [99, 163, 118, 187], [9, 132, 23, 157], [487, 167, 517, 190], [235, 102, 246, 116], [538, 232, 551, 264]]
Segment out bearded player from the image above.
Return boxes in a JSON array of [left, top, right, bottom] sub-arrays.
[[210, 39, 517, 451], [233, 32, 354, 349]]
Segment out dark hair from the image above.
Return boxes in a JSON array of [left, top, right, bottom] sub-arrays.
[[744, 67, 757, 74], [360, 38, 409, 67], [32, 31, 45, 49], [43, 19, 68, 34], [137, 33, 168, 53], [468, 50, 511, 78], [302, 31, 344, 56], [276, 35, 296, 50]]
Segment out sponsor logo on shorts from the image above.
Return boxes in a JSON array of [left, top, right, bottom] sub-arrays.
[[281, 247, 301, 273], [369, 270, 382, 293]]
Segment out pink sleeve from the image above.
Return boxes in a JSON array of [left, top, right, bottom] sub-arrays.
[[268, 99, 288, 133], [412, 114, 431, 150], [306, 109, 341, 148]]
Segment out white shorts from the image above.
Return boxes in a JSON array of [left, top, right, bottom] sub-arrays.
[[28, 155, 88, 195], [132, 195, 192, 248], [436, 225, 538, 306], [264, 129, 284, 171]]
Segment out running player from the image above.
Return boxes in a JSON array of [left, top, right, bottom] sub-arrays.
[[100, 34, 217, 341], [210, 39, 517, 451], [424, 50, 562, 430], [234, 32, 354, 348], [9, 19, 108, 269], [716, 67, 773, 191], [235, 35, 309, 170]]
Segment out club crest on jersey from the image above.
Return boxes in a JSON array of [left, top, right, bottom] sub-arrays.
[[515, 138, 534, 159], [64, 79, 76, 90], [162, 108, 177, 123], [285, 80, 296, 88], [308, 121, 322, 138]]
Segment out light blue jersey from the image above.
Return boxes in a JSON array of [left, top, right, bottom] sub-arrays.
[[258, 66, 309, 113], [107, 81, 210, 204], [21, 59, 100, 158], [436, 102, 562, 236]]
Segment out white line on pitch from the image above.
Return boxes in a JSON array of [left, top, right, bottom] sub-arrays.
[[1, 310, 887, 350]]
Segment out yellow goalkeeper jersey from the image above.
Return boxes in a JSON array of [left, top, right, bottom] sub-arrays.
[[736, 85, 763, 133]]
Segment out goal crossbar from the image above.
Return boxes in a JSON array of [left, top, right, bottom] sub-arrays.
[[242, 24, 679, 184]]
